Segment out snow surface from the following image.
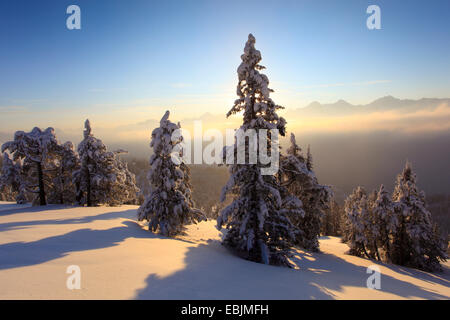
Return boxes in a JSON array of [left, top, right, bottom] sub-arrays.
[[0, 202, 448, 299]]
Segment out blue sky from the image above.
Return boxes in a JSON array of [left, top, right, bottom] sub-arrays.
[[1, 0, 449, 132]]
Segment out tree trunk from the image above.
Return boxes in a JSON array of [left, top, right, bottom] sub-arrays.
[[75, 180, 82, 204], [398, 218, 406, 266], [36, 161, 46, 205], [374, 241, 381, 261], [86, 166, 91, 207], [59, 168, 64, 204], [385, 238, 391, 262], [248, 171, 264, 264]]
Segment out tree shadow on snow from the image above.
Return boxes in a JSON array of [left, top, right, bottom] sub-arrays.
[[134, 240, 449, 300], [0, 220, 166, 270], [0, 204, 68, 216], [379, 263, 450, 288], [289, 250, 449, 299], [0, 208, 138, 232]]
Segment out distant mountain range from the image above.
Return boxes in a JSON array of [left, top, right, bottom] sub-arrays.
[[292, 96, 450, 117]]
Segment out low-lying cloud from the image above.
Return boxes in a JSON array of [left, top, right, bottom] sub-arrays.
[[287, 103, 450, 134]]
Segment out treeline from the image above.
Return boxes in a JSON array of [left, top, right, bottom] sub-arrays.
[[0, 121, 139, 206], [341, 163, 447, 271], [122, 160, 450, 247]]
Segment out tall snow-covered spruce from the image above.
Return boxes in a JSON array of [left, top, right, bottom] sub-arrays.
[[280, 133, 331, 252], [138, 111, 205, 237], [75, 119, 139, 206], [217, 34, 299, 267]]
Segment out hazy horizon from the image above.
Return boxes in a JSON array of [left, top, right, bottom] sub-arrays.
[[2, 95, 449, 198]]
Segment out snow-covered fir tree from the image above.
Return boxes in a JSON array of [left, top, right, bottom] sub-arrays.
[[217, 34, 299, 267], [364, 189, 381, 260], [47, 142, 80, 204], [138, 111, 205, 236], [344, 186, 385, 260], [343, 186, 372, 258], [344, 163, 447, 271], [113, 150, 140, 205], [75, 119, 139, 206], [0, 152, 23, 202], [390, 162, 447, 271], [1, 127, 60, 205], [280, 133, 331, 252], [371, 184, 397, 262]]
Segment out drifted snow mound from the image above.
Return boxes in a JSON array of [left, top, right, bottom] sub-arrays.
[[0, 202, 448, 299]]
